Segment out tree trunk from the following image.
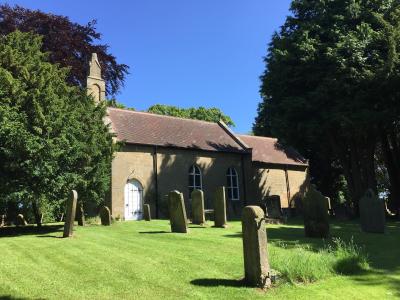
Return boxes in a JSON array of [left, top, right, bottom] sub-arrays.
[[32, 200, 42, 227]]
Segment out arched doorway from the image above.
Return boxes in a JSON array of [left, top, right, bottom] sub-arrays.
[[124, 179, 143, 220]]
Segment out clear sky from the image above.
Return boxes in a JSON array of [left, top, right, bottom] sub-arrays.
[[3, 0, 292, 133]]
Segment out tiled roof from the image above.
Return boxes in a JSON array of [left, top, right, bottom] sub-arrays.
[[237, 135, 308, 166], [107, 107, 247, 153]]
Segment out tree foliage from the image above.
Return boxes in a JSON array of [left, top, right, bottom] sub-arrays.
[[147, 104, 235, 126], [257, 0, 400, 213], [0, 4, 129, 95], [0, 31, 115, 224]]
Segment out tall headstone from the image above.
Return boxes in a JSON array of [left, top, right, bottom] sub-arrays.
[[86, 53, 106, 104], [242, 206, 271, 289], [168, 191, 188, 233], [143, 204, 151, 221], [76, 201, 85, 226], [360, 189, 385, 233], [15, 214, 27, 226], [214, 186, 227, 228], [265, 195, 282, 219], [100, 206, 112, 226], [191, 189, 206, 225], [303, 185, 330, 238], [63, 190, 78, 238]]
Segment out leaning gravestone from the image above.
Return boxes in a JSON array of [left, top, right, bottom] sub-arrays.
[[360, 189, 385, 233], [76, 201, 85, 226], [265, 195, 282, 219], [143, 204, 151, 221], [16, 214, 28, 226], [303, 185, 330, 238], [100, 206, 112, 226], [242, 206, 271, 289], [191, 189, 206, 225], [63, 190, 78, 238], [214, 186, 228, 228], [168, 191, 188, 233]]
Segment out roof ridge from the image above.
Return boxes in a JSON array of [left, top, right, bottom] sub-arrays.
[[238, 134, 278, 141], [107, 107, 224, 126]]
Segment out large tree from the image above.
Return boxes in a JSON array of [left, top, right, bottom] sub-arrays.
[[147, 104, 235, 127], [0, 31, 115, 225], [258, 0, 400, 213], [0, 4, 129, 95]]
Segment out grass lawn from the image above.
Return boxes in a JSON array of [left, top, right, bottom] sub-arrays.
[[0, 219, 399, 299]]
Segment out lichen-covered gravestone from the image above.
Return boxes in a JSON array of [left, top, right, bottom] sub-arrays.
[[242, 206, 271, 289], [76, 202, 85, 226], [265, 195, 282, 219], [100, 206, 112, 226], [191, 189, 206, 225], [360, 189, 385, 233], [16, 214, 27, 226], [63, 190, 78, 238], [303, 185, 330, 238], [214, 186, 228, 228], [168, 191, 188, 233], [143, 204, 151, 221]]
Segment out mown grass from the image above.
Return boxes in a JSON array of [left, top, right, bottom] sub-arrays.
[[0, 219, 399, 299]]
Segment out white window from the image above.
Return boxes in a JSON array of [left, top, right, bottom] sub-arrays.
[[189, 165, 202, 196], [226, 167, 239, 200]]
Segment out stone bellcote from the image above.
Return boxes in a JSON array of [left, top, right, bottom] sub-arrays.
[[86, 53, 106, 104]]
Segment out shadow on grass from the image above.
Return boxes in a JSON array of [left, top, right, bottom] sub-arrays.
[[138, 231, 170, 234], [190, 278, 246, 288], [0, 296, 33, 300], [0, 225, 63, 238]]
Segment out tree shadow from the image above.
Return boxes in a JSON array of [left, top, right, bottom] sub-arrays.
[[138, 231, 170, 234], [0, 296, 33, 300], [190, 278, 246, 288], [0, 225, 63, 238]]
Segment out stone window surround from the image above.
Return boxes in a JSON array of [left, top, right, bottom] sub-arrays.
[[226, 167, 240, 201]]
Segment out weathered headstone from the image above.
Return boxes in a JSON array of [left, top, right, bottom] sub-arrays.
[[191, 189, 206, 225], [213, 186, 227, 228], [360, 189, 385, 233], [303, 185, 330, 238], [242, 206, 271, 289], [76, 201, 85, 226], [143, 204, 151, 221], [63, 190, 78, 238], [265, 195, 282, 219], [168, 191, 188, 233], [15, 214, 27, 226], [100, 206, 112, 226]]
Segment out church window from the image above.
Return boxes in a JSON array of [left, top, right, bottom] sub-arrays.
[[226, 167, 239, 200], [189, 165, 202, 196]]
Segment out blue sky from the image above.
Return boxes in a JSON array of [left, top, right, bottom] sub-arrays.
[[3, 0, 292, 133]]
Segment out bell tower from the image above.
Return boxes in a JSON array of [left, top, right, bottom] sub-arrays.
[[86, 53, 106, 103]]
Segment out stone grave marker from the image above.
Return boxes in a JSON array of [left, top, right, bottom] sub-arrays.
[[214, 186, 227, 228], [265, 195, 282, 219], [63, 190, 78, 238], [303, 185, 330, 238], [168, 191, 188, 233], [100, 206, 112, 226], [360, 189, 385, 233], [16, 214, 27, 226], [143, 204, 151, 221], [191, 189, 205, 225], [242, 206, 271, 289], [76, 202, 85, 226]]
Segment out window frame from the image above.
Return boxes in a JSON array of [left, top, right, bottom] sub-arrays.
[[226, 167, 240, 201], [188, 165, 203, 197]]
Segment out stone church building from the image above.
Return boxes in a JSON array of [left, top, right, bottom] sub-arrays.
[[87, 54, 309, 220]]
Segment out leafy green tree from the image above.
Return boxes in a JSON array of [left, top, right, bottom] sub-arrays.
[[258, 0, 400, 213], [147, 104, 235, 126], [0, 4, 129, 95], [0, 31, 115, 225]]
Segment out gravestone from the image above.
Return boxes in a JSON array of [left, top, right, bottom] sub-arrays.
[[0, 214, 5, 227], [303, 185, 330, 238], [242, 206, 271, 289], [168, 191, 188, 233], [191, 189, 206, 225], [143, 204, 151, 221], [265, 195, 282, 219], [76, 202, 85, 226], [213, 186, 228, 228], [360, 189, 385, 233], [100, 206, 112, 226], [16, 214, 27, 226], [63, 190, 78, 238]]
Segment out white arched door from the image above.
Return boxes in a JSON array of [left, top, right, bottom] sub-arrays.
[[124, 179, 143, 220]]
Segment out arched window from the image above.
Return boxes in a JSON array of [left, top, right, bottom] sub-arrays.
[[189, 165, 202, 196], [226, 167, 239, 200]]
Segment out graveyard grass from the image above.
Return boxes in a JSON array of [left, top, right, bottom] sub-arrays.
[[1, 219, 399, 299]]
